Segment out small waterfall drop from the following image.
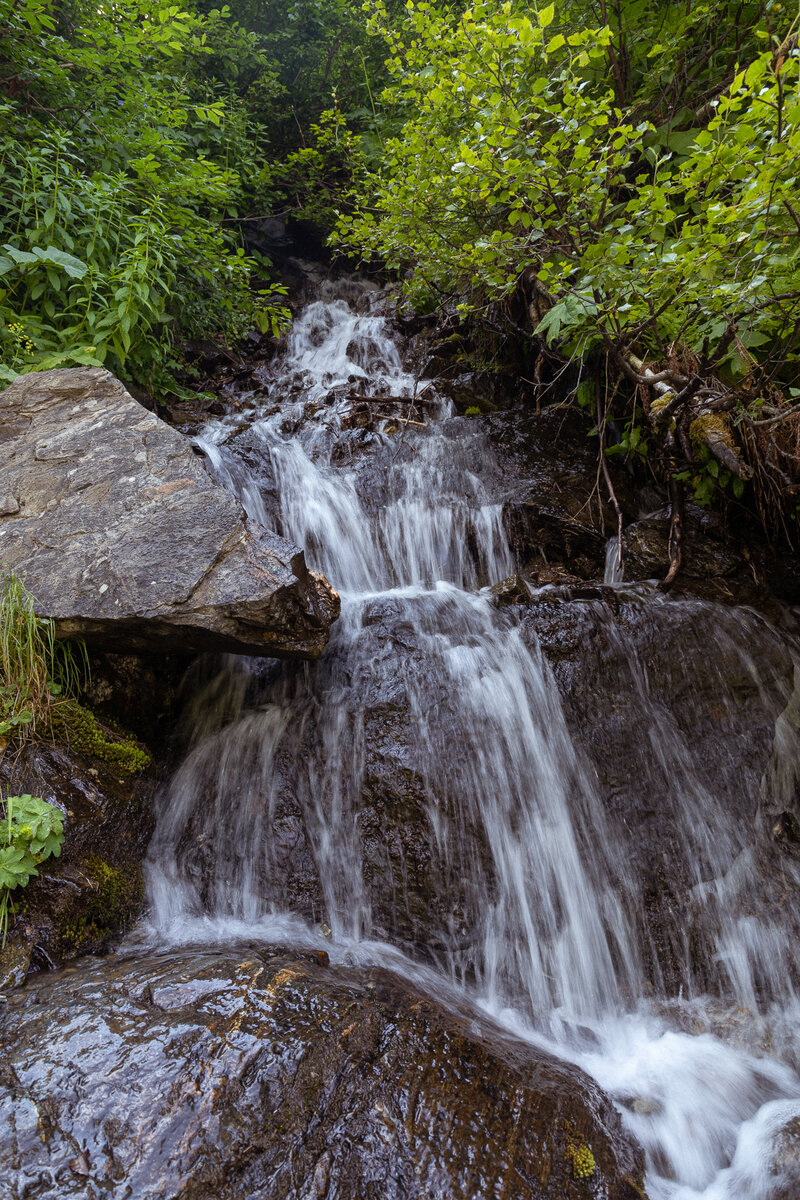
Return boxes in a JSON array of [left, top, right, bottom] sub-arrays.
[[141, 280, 800, 1200], [605, 534, 625, 584]]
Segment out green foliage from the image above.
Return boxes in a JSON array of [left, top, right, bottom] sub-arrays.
[[214, 0, 402, 152], [262, 103, 368, 230], [337, 0, 800, 401], [606, 412, 649, 463], [0, 793, 64, 946], [0, 569, 54, 740], [0, 0, 290, 394]]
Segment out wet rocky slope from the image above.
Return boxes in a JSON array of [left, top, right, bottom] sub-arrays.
[[3, 272, 800, 1200]]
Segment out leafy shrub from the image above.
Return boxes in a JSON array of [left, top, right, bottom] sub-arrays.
[[340, 0, 799, 379], [0, 0, 290, 395]]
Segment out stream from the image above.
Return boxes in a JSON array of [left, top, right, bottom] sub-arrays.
[[5, 277, 800, 1199]]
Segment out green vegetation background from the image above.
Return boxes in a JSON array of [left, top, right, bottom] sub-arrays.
[[0, 0, 389, 393], [1, 0, 799, 533]]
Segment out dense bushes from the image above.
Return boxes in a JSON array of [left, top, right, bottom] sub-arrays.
[[337, 0, 800, 547], [0, 0, 289, 392]]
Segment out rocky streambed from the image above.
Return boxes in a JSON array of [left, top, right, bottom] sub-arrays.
[[3, 271, 800, 1200]]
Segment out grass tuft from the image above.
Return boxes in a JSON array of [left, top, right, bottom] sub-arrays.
[[0, 568, 54, 741]]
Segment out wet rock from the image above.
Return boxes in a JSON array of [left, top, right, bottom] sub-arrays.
[[159, 392, 227, 430], [773, 811, 800, 845], [440, 369, 516, 412], [622, 510, 741, 581], [490, 573, 532, 606], [0, 367, 339, 657], [524, 592, 798, 995], [0, 948, 646, 1199], [0, 741, 154, 975], [419, 335, 465, 379], [80, 650, 190, 751], [764, 1114, 800, 1198], [490, 406, 636, 580], [394, 308, 438, 337], [766, 553, 800, 605], [0, 938, 32, 990]]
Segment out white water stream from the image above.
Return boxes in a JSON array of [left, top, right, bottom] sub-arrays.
[[140, 279, 800, 1199]]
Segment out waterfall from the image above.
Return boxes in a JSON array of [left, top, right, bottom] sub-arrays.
[[141, 279, 800, 1199]]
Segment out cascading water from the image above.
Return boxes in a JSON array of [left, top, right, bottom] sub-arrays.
[[141, 278, 800, 1199]]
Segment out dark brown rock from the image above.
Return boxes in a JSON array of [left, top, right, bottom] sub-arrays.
[[0, 948, 646, 1199], [0, 367, 339, 657], [490, 572, 532, 606], [621, 510, 742, 582], [490, 406, 636, 580], [525, 591, 798, 995], [0, 740, 154, 980]]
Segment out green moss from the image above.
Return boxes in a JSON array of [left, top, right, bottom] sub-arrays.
[[59, 854, 144, 955], [649, 393, 674, 417], [689, 412, 734, 450], [567, 1142, 596, 1180], [49, 698, 150, 774]]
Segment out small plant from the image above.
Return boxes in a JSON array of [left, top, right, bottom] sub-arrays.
[[0, 568, 54, 740], [0, 793, 64, 946], [567, 1141, 596, 1180], [0, 570, 146, 769]]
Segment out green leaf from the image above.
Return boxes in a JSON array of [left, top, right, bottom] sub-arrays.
[[33, 246, 89, 279], [538, 3, 554, 29]]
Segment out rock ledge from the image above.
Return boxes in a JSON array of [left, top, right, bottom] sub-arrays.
[[0, 368, 339, 657]]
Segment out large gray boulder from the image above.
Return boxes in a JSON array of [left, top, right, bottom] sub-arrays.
[[0, 368, 339, 657]]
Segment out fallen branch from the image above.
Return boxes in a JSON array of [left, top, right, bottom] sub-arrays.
[[596, 386, 624, 574], [623, 351, 753, 479], [658, 476, 684, 592]]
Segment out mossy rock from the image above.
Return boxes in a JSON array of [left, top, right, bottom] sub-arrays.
[[689, 411, 734, 449], [0, 741, 155, 977], [48, 698, 151, 774], [57, 853, 144, 957]]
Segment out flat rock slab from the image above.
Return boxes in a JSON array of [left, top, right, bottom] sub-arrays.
[[0, 368, 339, 657], [0, 948, 646, 1199]]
